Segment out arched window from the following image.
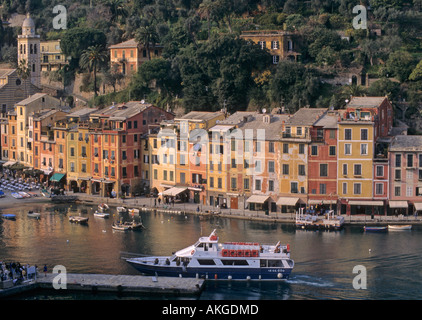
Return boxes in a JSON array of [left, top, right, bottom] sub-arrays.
[[34, 44, 37, 54], [30, 44, 33, 54], [20, 44, 23, 54], [32, 64, 36, 72]]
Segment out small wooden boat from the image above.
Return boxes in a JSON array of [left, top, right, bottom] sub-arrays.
[[69, 216, 89, 224], [112, 222, 129, 231], [388, 225, 412, 231], [98, 203, 109, 211], [117, 206, 128, 213], [123, 221, 144, 230], [27, 211, 41, 219], [2, 214, 16, 220], [19, 191, 31, 198], [94, 211, 110, 218], [364, 226, 387, 232]]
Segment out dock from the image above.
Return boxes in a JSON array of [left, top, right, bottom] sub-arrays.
[[0, 273, 205, 298]]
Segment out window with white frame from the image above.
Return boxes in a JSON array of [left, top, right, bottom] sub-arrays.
[[375, 183, 383, 195], [354, 164, 362, 176], [342, 182, 347, 194], [345, 143, 351, 155], [353, 183, 361, 195], [360, 143, 368, 155], [376, 165, 384, 177]]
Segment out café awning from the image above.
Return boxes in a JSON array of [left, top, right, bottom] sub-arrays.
[[388, 201, 408, 209], [349, 200, 384, 206], [308, 199, 337, 205], [162, 187, 188, 196], [414, 203, 422, 211], [276, 197, 299, 206], [3, 160, 16, 167], [50, 173, 65, 182], [246, 195, 270, 204]]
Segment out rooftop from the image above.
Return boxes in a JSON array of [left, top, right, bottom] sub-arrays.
[[347, 96, 387, 108], [287, 108, 328, 125], [176, 111, 225, 122], [108, 38, 139, 49], [389, 135, 422, 152]]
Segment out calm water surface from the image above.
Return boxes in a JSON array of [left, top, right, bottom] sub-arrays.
[[1, 202, 422, 300]]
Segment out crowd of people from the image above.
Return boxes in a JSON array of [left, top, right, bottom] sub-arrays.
[[0, 261, 40, 286]]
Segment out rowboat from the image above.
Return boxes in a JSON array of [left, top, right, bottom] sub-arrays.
[[388, 225, 412, 231], [112, 222, 129, 231], [11, 192, 23, 199], [94, 211, 110, 218], [2, 214, 16, 220], [69, 216, 89, 224], [364, 226, 387, 232], [27, 211, 41, 219]]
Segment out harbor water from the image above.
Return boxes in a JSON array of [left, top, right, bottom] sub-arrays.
[[1, 202, 422, 300]]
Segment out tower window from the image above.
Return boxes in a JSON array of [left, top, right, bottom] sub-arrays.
[[32, 64, 35, 72]]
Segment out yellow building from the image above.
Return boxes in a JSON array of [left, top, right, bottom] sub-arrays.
[[277, 108, 328, 212], [240, 30, 301, 64], [76, 122, 92, 193], [40, 39, 68, 72]]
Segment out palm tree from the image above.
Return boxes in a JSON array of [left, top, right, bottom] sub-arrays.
[[17, 58, 31, 98], [102, 0, 127, 22], [79, 45, 108, 97], [198, 0, 218, 39], [135, 24, 159, 61]]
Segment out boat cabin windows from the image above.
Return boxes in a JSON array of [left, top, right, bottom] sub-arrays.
[[195, 241, 215, 251], [260, 260, 283, 268], [221, 260, 249, 266], [197, 259, 216, 265]]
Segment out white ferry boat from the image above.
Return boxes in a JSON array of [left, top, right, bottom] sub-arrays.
[[126, 229, 294, 281]]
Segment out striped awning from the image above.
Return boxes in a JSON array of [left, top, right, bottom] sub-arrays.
[[389, 201, 408, 209]]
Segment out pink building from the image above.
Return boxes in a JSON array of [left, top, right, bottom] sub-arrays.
[[389, 135, 422, 216]]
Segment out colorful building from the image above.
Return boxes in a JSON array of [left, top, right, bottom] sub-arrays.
[[337, 97, 393, 215], [388, 135, 422, 216]]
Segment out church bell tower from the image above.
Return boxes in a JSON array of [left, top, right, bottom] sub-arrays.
[[17, 13, 41, 88]]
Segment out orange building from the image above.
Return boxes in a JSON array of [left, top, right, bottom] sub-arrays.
[[108, 39, 163, 76]]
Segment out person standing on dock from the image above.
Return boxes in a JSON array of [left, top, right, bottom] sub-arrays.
[[43, 264, 47, 277]]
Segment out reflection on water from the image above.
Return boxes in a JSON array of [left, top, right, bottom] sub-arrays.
[[1, 203, 422, 299]]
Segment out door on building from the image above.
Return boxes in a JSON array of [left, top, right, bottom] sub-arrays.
[[230, 197, 238, 209]]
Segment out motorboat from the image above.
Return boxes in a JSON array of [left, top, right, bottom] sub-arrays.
[[388, 225, 412, 231], [27, 211, 41, 219], [69, 216, 89, 224], [98, 203, 109, 211], [117, 206, 128, 213], [1, 214, 16, 220], [112, 222, 129, 231], [123, 220, 144, 230], [129, 208, 140, 215], [126, 229, 294, 281], [364, 226, 388, 232], [94, 211, 110, 218]]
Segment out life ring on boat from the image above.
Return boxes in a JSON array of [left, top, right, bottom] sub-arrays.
[[229, 250, 236, 257], [191, 250, 195, 255], [222, 249, 229, 257]]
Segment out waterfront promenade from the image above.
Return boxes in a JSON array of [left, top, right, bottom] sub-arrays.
[[0, 189, 421, 225], [74, 193, 422, 225]]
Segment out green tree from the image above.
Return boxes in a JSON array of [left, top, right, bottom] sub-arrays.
[[17, 58, 30, 97], [383, 51, 415, 82], [101, 0, 128, 22], [135, 24, 159, 61], [79, 45, 108, 97], [61, 27, 107, 68], [409, 60, 422, 81]]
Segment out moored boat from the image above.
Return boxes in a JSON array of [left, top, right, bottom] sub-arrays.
[[126, 229, 294, 281], [117, 206, 127, 213], [11, 192, 23, 199], [98, 203, 109, 211], [112, 222, 129, 231], [69, 216, 89, 224], [128, 208, 140, 215], [388, 225, 412, 231], [364, 226, 387, 232], [27, 211, 41, 219], [1, 214, 16, 220], [123, 220, 144, 230], [94, 211, 110, 218]]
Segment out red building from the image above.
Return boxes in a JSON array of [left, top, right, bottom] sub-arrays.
[[308, 111, 338, 211], [88, 101, 174, 197]]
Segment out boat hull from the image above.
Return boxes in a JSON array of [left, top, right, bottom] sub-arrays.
[[364, 226, 387, 232], [127, 259, 293, 281]]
